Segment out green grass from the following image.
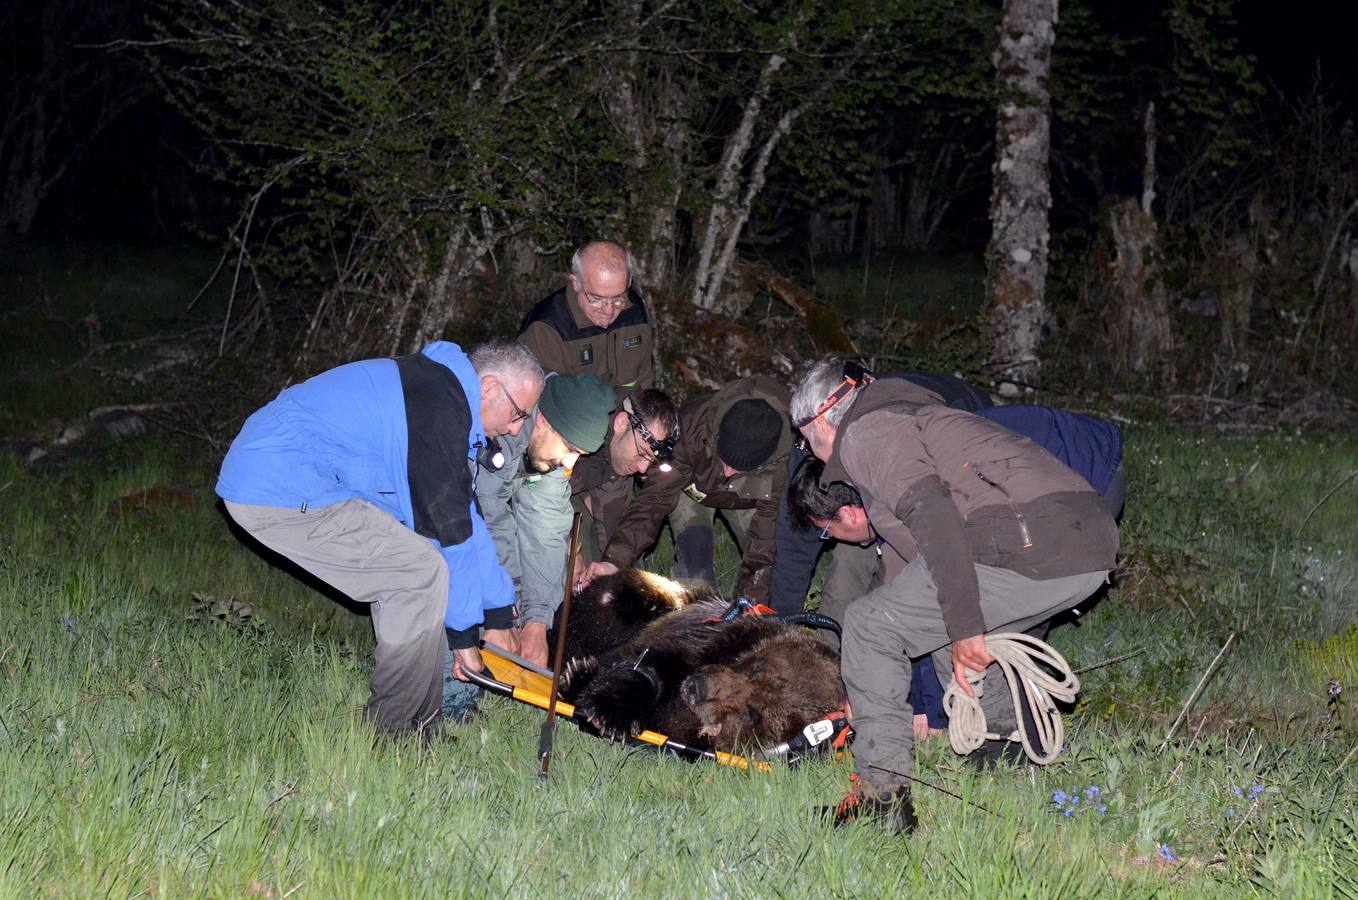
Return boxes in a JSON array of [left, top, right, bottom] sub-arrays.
[[4, 247, 1358, 894]]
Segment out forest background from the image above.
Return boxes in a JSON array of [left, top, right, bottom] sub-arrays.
[[3, 1, 1358, 894]]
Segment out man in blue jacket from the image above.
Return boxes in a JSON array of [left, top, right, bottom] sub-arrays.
[[216, 338, 544, 738]]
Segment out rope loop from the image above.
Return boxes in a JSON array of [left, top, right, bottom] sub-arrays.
[[941, 632, 1079, 766]]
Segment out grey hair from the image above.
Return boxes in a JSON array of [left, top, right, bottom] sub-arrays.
[[469, 338, 544, 392], [790, 357, 853, 429], [570, 240, 636, 289]]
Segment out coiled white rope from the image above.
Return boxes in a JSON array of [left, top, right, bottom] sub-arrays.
[[941, 632, 1080, 765]]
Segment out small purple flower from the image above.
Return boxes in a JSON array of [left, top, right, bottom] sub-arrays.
[[1063, 808, 1074, 818], [1232, 786, 1243, 797], [1249, 784, 1265, 798], [1156, 843, 1177, 863], [1097, 804, 1107, 814], [64, 617, 77, 635], [1085, 785, 1102, 799], [1228, 808, 1236, 817], [1053, 790, 1069, 807]]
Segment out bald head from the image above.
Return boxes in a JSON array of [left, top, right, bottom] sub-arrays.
[[569, 241, 635, 328]]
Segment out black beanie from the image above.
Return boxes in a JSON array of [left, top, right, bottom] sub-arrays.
[[716, 399, 784, 472]]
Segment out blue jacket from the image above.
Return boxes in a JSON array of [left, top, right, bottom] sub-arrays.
[[216, 341, 514, 632], [977, 405, 1123, 494]]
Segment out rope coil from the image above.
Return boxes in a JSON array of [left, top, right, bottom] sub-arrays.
[[941, 632, 1080, 765]]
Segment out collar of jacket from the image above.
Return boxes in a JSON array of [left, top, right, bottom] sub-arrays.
[[819, 380, 929, 489]]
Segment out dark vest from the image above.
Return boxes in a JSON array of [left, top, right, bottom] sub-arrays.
[[394, 352, 474, 547]]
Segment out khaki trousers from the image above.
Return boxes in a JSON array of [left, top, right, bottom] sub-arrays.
[[224, 498, 447, 736], [842, 557, 1108, 789]]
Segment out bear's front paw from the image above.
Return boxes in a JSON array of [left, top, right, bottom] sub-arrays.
[[575, 665, 663, 742], [558, 656, 601, 701]]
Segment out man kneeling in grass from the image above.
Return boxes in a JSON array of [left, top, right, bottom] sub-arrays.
[[216, 339, 541, 740], [790, 358, 1119, 834]]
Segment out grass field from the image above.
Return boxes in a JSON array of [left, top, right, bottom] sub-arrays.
[[3, 248, 1357, 896]]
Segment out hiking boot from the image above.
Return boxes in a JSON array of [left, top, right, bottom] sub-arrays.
[[820, 774, 918, 835]]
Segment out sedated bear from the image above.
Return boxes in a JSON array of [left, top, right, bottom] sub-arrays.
[[553, 570, 847, 755]]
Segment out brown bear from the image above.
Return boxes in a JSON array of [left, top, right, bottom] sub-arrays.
[[553, 570, 847, 755]]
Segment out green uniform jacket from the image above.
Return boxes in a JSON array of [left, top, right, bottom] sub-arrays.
[[518, 286, 655, 390]]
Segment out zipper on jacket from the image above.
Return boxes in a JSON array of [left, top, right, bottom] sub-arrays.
[[968, 464, 1034, 549]]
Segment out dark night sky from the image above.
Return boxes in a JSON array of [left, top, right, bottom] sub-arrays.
[[1239, 2, 1358, 114]]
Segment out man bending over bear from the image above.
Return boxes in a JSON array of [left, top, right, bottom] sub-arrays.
[[217, 339, 540, 739], [790, 358, 1118, 834]]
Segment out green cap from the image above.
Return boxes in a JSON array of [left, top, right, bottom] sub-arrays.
[[537, 373, 614, 453]]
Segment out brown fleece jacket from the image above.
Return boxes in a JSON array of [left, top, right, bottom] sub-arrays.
[[821, 383, 1117, 641]]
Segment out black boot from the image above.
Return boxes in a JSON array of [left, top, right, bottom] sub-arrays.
[[821, 775, 918, 835]]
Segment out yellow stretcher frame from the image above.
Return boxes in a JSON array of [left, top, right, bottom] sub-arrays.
[[467, 647, 773, 772]]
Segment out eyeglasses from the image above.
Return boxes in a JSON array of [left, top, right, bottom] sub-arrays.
[[630, 425, 658, 465], [580, 288, 631, 310], [622, 397, 675, 472], [496, 379, 530, 424], [817, 516, 836, 541]]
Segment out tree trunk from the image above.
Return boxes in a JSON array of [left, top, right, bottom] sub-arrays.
[[984, 0, 1057, 394], [1106, 198, 1173, 378]]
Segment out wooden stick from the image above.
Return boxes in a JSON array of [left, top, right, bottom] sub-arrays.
[[539, 514, 582, 778], [1159, 632, 1234, 753], [1301, 470, 1358, 534], [1331, 740, 1358, 779], [1073, 646, 1146, 674]]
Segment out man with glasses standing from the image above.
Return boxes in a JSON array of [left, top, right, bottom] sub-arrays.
[[518, 240, 655, 390], [216, 339, 544, 740], [492, 238, 656, 669]]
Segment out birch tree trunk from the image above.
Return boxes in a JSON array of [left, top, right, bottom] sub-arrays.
[[984, 0, 1057, 394]]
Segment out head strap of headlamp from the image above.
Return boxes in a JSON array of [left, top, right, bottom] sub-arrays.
[[793, 359, 874, 430], [622, 396, 676, 464]]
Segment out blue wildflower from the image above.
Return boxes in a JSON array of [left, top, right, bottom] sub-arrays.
[[1063, 808, 1074, 818], [1232, 786, 1243, 797], [1053, 791, 1069, 807], [1156, 843, 1177, 863], [1085, 785, 1101, 799], [1249, 784, 1264, 798], [1227, 809, 1236, 817], [64, 617, 77, 635], [1097, 804, 1107, 814]]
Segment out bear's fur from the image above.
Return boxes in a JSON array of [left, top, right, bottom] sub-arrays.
[[553, 570, 846, 754]]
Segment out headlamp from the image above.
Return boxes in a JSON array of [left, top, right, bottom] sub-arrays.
[[623, 397, 677, 473], [792, 359, 874, 429]]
